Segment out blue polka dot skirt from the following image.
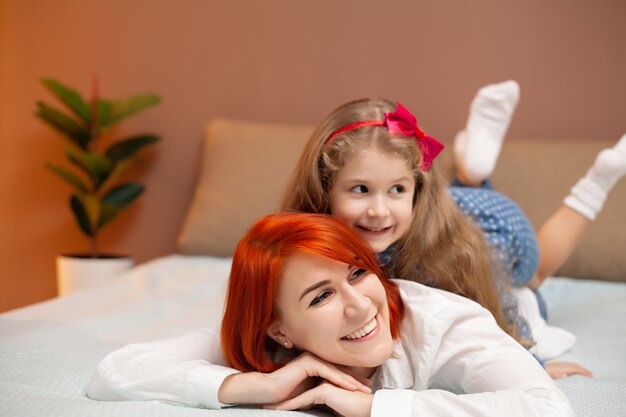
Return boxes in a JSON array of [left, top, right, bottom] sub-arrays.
[[449, 179, 545, 342], [449, 180, 539, 287]]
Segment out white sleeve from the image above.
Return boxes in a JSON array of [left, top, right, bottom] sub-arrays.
[[85, 327, 239, 409], [372, 304, 574, 417]]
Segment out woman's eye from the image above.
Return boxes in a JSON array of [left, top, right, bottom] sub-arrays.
[[350, 268, 367, 281], [351, 185, 368, 193], [390, 185, 405, 194], [310, 291, 332, 306]]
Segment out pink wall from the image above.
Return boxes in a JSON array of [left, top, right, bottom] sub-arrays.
[[1, 0, 625, 312]]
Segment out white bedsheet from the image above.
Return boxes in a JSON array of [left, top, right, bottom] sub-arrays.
[[1, 255, 624, 417]]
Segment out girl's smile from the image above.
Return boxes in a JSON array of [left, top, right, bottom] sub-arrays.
[[328, 147, 415, 253]]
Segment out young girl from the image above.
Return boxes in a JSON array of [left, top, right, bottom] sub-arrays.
[[87, 213, 573, 417], [280, 89, 625, 377]]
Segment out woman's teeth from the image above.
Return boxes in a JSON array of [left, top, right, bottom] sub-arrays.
[[343, 317, 377, 340]]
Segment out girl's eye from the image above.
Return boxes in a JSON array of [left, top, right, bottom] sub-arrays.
[[349, 268, 367, 281], [351, 185, 368, 193], [390, 185, 405, 194], [310, 291, 332, 306]]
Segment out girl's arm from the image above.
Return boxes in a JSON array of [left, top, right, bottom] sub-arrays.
[[372, 302, 574, 417]]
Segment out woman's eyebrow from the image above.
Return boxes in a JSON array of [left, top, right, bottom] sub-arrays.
[[299, 280, 331, 301]]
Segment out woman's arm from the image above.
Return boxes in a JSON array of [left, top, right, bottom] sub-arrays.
[[372, 301, 574, 417], [87, 329, 370, 410], [86, 327, 238, 409]]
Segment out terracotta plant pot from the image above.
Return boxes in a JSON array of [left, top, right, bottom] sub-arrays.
[[56, 254, 134, 296]]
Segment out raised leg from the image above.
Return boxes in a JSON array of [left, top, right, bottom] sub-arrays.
[[529, 134, 626, 288], [454, 80, 520, 186]]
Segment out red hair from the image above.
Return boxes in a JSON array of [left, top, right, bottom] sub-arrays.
[[221, 213, 405, 372]]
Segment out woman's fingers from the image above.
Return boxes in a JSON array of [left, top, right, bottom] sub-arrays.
[[265, 352, 369, 404], [336, 363, 373, 387], [301, 354, 371, 393], [268, 384, 324, 411], [268, 382, 374, 417]]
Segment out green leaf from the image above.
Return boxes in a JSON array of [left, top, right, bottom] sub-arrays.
[[79, 193, 101, 230], [45, 162, 88, 192], [70, 194, 93, 236], [99, 94, 161, 128], [102, 183, 144, 210], [98, 202, 118, 228], [105, 134, 159, 162], [100, 158, 133, 190], [36, 102, 91, 149], [65, 149, 113, 188], [41, 78, 91, 122]]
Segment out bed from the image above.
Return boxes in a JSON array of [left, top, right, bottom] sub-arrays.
[[2, 119, 625, 417]]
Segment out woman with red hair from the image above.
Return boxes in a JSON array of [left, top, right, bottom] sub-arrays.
[[87, 213, 572, 417]]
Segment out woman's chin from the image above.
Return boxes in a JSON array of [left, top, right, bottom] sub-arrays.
[[343, 342, 394, 369]]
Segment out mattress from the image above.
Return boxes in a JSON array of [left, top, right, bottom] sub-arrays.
[[1, 255, 624, 416]]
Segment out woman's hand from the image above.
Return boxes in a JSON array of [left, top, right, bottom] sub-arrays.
[[267, 380, 373, 417], [545, 361, 593, 379], [218, 352, 370, 405]]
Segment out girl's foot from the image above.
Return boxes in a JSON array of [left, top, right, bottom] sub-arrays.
[[454, 80, 520, 185], [564, 134, 626, 220]]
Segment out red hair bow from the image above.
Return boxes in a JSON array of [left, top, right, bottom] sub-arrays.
[[325, 102, 444, 171], [385, 103, 444, 171]]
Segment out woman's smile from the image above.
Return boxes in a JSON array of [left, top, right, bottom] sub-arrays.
[[341, 315, 379, 341], [272, 252, 394, 370]]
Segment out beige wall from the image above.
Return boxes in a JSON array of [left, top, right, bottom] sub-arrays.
[[1, 0, 625, 312]]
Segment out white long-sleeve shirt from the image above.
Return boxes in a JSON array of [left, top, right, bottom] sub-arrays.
[[86, 280, 573, 416]]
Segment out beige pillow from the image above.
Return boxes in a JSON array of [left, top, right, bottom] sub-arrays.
[[179, 118, 626, 282], [177, 118, 312, 256]]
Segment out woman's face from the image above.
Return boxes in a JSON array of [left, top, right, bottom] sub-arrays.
[[270, 252, 394, 374]]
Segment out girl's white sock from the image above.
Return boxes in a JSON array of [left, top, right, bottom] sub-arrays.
[[454, 80, 520, 184], [564, 134, 626, 220]]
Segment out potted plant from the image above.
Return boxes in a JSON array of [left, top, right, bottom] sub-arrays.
[[36, 78, 161, 295]]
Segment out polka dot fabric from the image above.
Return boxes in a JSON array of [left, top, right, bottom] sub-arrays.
[[449, 181, 539, 286], [449, 180, 542, 342]]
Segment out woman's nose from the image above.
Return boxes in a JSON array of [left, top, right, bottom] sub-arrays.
[[343, 286, 372, 318], [366, 195, 390, 217]]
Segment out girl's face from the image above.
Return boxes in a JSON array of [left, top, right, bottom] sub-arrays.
[[270, 252, 393, 375], [328, 147, 415, 253]]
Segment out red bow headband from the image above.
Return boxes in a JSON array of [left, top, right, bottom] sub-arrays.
[[325, 103, 444, 171]]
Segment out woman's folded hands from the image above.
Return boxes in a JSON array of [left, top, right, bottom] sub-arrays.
[[218, 352, 373, 417]]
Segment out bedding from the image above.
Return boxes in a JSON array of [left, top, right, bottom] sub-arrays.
[[1, 255, 625, 417]]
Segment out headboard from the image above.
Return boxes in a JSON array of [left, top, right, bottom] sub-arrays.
[[178, 118, 626, 282]]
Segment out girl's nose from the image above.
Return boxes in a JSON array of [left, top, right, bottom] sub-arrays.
[[366, 196, 390, 217], [344, 286, 372, 318]]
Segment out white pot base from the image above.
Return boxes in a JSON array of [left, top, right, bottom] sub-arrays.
[[56, 255, 134, 296]]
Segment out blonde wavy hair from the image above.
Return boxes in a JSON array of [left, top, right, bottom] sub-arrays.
[[281, 98, 521, 342]]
